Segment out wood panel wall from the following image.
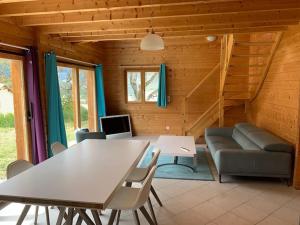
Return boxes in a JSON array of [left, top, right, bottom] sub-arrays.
[[102, 37, 220, 135], [247, 26, 300, 188]]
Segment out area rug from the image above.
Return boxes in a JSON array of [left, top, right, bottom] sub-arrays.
[[139, 146, 214, 181]]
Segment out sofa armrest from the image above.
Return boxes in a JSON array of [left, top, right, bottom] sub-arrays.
[[205, 127, 234, 137], [214, 149, 292, 177]]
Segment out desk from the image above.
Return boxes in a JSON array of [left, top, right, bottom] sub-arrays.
[[0, 139, 149, 224]]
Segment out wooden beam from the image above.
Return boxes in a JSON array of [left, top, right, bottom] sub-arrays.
[[2, 0, 300, 17], [15, 2, 300, 26], [55, 22, 293, 37], [250, 32, 283, 102], [61, 26, 287, 42], [36, 10, 298, 34]]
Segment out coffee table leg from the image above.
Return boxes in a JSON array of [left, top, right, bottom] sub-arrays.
[[193, 154, 197, 167], [174, 156, 178, 164]]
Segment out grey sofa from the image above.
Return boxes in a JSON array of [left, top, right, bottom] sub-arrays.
[[205, 123, 294, 183]]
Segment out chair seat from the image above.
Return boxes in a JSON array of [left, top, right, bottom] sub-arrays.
[[126, 168, 148, 182], [107, 187, 139, 210]]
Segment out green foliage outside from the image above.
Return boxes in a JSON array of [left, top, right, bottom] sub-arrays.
[[0, 113, 15, 128]]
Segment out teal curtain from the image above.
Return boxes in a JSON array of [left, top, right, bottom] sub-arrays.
[[45, 52, 67, 157], [157, 64, 167, 108], [95, 65, 106, 128]]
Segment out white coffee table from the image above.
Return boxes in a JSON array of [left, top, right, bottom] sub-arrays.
[[154, 135, 197, 172]]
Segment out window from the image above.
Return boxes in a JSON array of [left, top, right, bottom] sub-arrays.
[[0, 55, 30, 179], [57, 64, 97, 146], [126, 69, 159, 103]]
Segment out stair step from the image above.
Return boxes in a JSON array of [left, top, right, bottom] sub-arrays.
[[235, 41, 275, 46], [233, 54, 270, 58], [230, 64, 266, 68]]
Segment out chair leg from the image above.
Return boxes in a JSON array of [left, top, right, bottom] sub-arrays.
[[91, 210, 102, 225], [56, 207, 66, 225], [132, 210, 140, 225], [147, 197, 157, 225], [34, 205, 39, 225], [139, 206, 155, 225], [150, 185, 163, 207], [108, 209, 117, 225], [115, 210, 121, 225], [219, 174, 222, 183], [17, 205, 31, 225], [45, 206, 50, 225]]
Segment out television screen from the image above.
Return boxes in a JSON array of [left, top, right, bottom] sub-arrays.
[[100, 115, 131, 135]]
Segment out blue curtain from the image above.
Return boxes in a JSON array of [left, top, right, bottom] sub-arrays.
[[45, 52, 67, 157], [95, 65, 106, 128], [157, 64, 167, 108]]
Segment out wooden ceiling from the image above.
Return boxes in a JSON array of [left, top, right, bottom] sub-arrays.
[[0, 0, 299, 43]]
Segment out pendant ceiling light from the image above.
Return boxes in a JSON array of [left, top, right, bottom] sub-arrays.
[[140, 31, 165, 51], [140, 0, 164, 51]]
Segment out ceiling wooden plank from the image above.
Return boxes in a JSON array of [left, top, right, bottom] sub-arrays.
[[1, 0, 300, 17], [62, 26, 287, 42], [0, 0, 37, 3], [36, 9, 300, 34], [15, 0, 300, 26], [0, 0, 236, 16], [55, 22, 294, 38]]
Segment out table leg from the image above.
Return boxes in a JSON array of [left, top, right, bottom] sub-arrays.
[[17, 205, 31, 225], [56, 207, 66, 225], [174, 156, 179, 164], [91, 210, 102, 225], [66, 208, 74, 225], [193, 154, 198, 167], [76, 209, 96, 225]]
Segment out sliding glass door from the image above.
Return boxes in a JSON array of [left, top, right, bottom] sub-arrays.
[[0, 54, 30, 179]]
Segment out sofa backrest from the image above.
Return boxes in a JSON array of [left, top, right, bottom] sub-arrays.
[[233, 123, 294, 153], [232, 129, 261, 150]]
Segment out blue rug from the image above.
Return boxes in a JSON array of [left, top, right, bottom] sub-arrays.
[[139, 146, 214, 181]]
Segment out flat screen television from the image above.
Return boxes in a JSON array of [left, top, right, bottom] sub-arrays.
[[99, 114, 132, 139]]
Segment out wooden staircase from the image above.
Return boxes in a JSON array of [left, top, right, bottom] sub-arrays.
[[184, 32, 283, 138], [184, 64, 220, 137], [219, 32, 283, 126]]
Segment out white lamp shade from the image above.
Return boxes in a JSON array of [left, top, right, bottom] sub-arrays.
[[140, 33, 165, 51]]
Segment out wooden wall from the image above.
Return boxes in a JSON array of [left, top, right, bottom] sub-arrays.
[[247, 26, 300, 188], [102, 37, 220, 135]]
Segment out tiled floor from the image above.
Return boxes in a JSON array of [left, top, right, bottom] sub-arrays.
[[0, 177, 300, 225], [0, 147, 300, 225]]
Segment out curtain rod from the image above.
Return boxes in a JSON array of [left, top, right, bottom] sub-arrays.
[[0, 42, 29, 51], [119, 64, 160, 68], [56, 55, 97, 67]]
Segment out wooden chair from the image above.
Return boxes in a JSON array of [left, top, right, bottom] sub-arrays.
[[107, 166, 158, 225], [6, 160, 50, 225]]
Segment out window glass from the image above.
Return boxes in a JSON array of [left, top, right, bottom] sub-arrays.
[[145, 72, 159, 102], [127, 71, 142, 102], [57, 66, 76, 146], [79, 69, 89, 129]]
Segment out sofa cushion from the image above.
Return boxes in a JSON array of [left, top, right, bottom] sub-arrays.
[[247, 131, 294, 153], [235, 123, 262, 136], [232, 129, 261, 150]]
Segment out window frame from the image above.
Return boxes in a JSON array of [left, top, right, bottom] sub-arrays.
[[57, 62, 98, 132], [124, 68, 159, 104]]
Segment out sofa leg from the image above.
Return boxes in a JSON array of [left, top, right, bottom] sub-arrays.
[[218, 174, 222, 183]]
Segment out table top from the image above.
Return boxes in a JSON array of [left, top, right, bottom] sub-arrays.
[[0, 139, 149, 209], [155, 135, 196, 157]]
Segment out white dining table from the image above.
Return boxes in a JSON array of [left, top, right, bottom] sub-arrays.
[[0, 139, 150, 225]]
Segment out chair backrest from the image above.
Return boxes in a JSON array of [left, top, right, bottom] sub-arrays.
[[6, 160, 33, 179], [146, 148, 161, 173], [51, 142, 67, 155], [75, 129, 106, 143], [134, 165, 157, 208]]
